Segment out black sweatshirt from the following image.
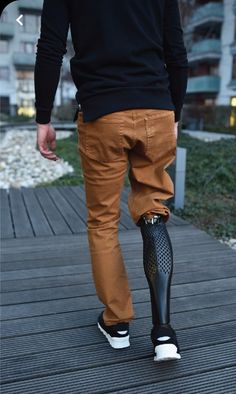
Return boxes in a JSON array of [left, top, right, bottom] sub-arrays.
[[34, 0, 189, 124]]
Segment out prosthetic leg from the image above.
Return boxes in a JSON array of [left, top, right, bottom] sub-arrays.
[[138, 213, 181, 361]]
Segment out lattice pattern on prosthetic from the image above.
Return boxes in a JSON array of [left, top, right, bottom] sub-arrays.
[[141, 219, 173, 275]]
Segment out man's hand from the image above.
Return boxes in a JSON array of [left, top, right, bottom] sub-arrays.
[[37, 123, 60, 161], [174, 122, 179, 140]]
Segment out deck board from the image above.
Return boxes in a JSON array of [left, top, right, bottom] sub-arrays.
[[1, 185, 236, 393], [34, 187, 72, 235], [0, 189, 14, 239], [0, 185, 190, 239], [9, 188, 34, 238], [21, 187, 53, 237]]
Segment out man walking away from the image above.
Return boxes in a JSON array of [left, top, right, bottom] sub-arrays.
[[35, 0, 189, 362]]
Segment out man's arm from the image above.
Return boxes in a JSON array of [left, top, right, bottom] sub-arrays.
[[34, 0, 70, 124], [163, 0, 189, 123]]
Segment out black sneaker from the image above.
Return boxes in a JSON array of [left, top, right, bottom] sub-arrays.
[[151, 324, 181, 362], [97, 311, 130, 349]]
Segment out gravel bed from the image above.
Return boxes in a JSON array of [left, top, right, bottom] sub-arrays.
[[0, 129, 74, 188]]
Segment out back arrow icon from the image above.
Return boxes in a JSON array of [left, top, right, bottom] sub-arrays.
[[16, 15, 23, 26]]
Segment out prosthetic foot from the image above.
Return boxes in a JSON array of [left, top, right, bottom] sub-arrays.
[[139, 213, 181, 361]]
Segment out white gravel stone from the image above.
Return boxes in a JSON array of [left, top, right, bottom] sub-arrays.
[[0, 129, 74, 189], [220, 238, 236, 250]]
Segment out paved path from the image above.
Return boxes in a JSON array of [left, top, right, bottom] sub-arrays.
[[182, 129, 236, 141]]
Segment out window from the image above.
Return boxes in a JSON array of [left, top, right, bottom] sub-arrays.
[[0, 96, 10, 115], [18, 79, 34, 93], [20, 42, 36, 54], [16, 71, 34, 93], [23, 14, 41, 34], [0, 40, 8, 53], [0, 67, 9, 80], [232, 57, 236, 80]]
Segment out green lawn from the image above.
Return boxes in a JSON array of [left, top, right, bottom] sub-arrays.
[[38, 129, 236, 241], [174, 133, 236, 241]]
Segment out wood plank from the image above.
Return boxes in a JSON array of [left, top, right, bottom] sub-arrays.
[[2, 259, 236, 293], [1, 184, 235, 391], [1, 223, 216, 249], [3, 236, 228, 258], [1, 241, 234, 265], [1, 226, 233, 258], [2, 274, 236, 305], [1, 321, 236, 384], [2, 251, 235, 292], [1, 252, 235, 281], [0, 184, 194, 240], [1, 285, 236, 321], [34, 187, 72, 235], [46, 186, 86, 233], [8, 188, 34, 238], [21, 187, 53, 237], [1, 303, 236, 354], [59, 185, 88, 226], [1, 342, 235, 394], [111, 368, 236, 394], [2, 248, 235, 274], [170, 213, 190, 226], [0, 189, 14, 239]]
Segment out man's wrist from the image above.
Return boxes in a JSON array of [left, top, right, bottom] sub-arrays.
[[35, 108, 52, 124], [37, 122, 51, 127]]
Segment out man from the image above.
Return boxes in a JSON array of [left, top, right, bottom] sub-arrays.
[[35, 0, 189, 362]]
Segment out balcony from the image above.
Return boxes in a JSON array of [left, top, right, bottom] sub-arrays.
[[187, 75, 220, 93], [185, 2, 224, 33], [228, 79, 236, 91], [18, 0, 43, 10], [188, 39, 221, 64], [230, 41, 236, 56], [13, 53, 35, 68], [0, 22, 14, 38]]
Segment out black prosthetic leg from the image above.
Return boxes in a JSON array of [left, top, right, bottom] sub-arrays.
[[138, 214, 173, 327], [138, 213, 181, 361]]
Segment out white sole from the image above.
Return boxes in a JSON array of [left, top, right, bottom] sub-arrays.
[[154, 344, 181, 362], [97, 322, 130, 349]]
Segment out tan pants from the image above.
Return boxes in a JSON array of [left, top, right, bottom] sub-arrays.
[[77, 108, 176, 326]]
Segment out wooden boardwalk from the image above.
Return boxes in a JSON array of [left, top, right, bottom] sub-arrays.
[[0, 185, 186, 239], [1, 186, 236, 393]]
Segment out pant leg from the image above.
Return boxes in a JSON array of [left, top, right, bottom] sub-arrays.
[[127, 109, 177, 225], [77, 111, 135, 326], [126, 108, 176, 327]]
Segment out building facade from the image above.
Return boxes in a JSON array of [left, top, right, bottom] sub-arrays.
[[0, 0, 75, 119], [1, 0, 236, 126], [183, 0, 236, 127]]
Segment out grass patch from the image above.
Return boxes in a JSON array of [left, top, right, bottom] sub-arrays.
[[37, 128, 236, 240], [36, 130, 84, 187], [173, 132, 236, 240]]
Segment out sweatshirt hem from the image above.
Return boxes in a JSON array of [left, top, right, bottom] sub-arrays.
[[79, 88, 176, 123]]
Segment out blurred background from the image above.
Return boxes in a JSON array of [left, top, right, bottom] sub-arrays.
[[0, 0, 236, 127], [0, 0, 76, 122], [0, 0, 236, 244]]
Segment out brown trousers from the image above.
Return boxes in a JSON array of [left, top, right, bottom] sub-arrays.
[[77, 108, 176, 326]]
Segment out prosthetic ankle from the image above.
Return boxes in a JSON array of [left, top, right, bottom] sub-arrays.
[[139, 213, 173, 327]]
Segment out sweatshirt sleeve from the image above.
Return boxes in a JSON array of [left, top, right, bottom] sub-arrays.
[[163, 0, 189, 122], [34, 0, 70, 124]]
